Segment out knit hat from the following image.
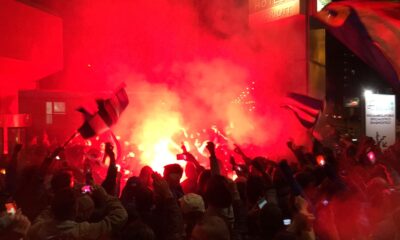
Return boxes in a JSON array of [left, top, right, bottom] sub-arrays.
[[179, 193, 205, 214]]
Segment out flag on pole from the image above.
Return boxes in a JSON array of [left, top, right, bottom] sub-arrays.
[[315, 2, 400, 90], [78, 85, 129, 139], [97, 86, 129, 127], [284, 92, 324, 129]]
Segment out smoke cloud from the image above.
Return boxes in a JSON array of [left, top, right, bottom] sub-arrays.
[[45, 0, 311, 169]]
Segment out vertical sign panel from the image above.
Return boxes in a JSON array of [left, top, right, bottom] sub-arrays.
[[365, 93, 396, 149]]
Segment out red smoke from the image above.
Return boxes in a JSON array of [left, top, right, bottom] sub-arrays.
[[43, 0, 310, 171]]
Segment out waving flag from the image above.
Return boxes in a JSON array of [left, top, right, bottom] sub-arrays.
[[315, 2, 400, 90], [78, 85, 129, 139], [284, 92, 324, 129], [96, 86, 129, 127]]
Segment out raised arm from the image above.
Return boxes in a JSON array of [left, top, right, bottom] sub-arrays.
[[206, 141, 220, 176], [183, 151, 205, 174], [287, 141, 309, 167], [234, 144, 252, 166], [101, 143, 118, 196], [39, 146, 64, 175]]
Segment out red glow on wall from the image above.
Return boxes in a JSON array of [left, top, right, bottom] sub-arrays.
[[0, 0, 63, 113]]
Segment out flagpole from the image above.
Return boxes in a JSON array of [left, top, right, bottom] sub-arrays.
[[62, 131, 80, 148], [46, 132, 80, 162]]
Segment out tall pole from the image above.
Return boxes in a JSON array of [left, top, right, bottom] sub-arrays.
[[305, 0, 310, 95]]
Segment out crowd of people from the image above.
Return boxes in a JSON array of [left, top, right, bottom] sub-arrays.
[[1, 131, 400, 240]]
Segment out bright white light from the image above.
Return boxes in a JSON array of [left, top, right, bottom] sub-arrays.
[[364, 89, 373, 97], [128, 152, 135, 158]]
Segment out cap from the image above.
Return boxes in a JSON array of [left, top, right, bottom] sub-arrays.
[[179, 193, 205, 214]]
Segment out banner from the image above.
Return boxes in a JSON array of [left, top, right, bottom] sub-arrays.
[[315, 2, 400, 91], [284, 92, 324, 129]]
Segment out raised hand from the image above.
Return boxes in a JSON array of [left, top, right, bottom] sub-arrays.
[[105, 142, 115, 158], [206, 141, 216, 155], [184, 152, 196, 162], [181, 142, 188, 153], [12, 211, 31, 236]]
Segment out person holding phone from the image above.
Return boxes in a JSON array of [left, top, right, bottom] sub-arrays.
[[178, 146, 205, 194], [28, 185, 127, 240], [0, 204, 31, 240]]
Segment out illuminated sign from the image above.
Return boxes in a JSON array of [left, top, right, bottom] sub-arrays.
[[249, 0, 300, 25], [365, 94, 396, 149]]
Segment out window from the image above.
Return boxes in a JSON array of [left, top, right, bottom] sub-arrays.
[[53, 102, 66, 114], [45, 101, 66, 125]]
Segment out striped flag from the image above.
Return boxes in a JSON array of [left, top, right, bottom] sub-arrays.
[[315, 2, 400, 90], [78, 85, 129, 139], [284, 92, 324, 129], [97, 86, 129, 127]]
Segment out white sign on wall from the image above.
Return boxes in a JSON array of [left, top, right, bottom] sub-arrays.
[[249, 0, 300, 26], [365, 93, 396, 149]]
